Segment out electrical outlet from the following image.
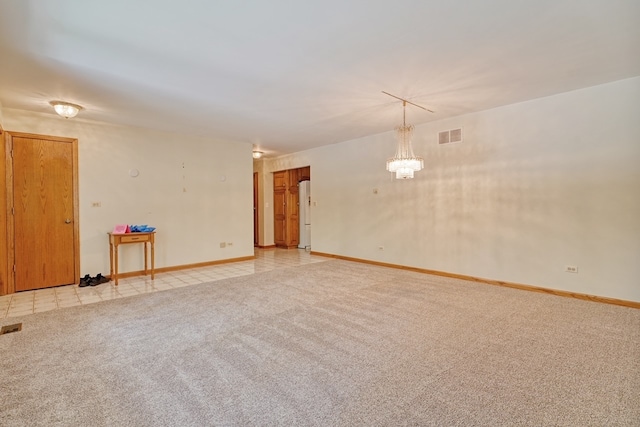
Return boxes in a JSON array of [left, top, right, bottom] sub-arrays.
[[565, 265, 578, 273], [91, 202, 101, 207], [220, 242, 226, 248], [227, 242, 233, 246]]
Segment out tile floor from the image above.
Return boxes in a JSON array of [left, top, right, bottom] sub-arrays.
[[0, 248, 327, 320]]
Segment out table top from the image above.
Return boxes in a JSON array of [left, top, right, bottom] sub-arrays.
[[108, 231, 156, 236]]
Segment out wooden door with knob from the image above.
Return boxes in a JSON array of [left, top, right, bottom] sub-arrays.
[[273, 170, 287, 247], [8, 132, 79, 292]]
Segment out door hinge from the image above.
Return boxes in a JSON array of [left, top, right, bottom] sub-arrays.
[[13, 265, 16, 272]]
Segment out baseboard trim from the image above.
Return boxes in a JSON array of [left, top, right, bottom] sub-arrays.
[[114, 255, 256, 280], [310, 251, 640, 309], [257, 245, 277, 249]]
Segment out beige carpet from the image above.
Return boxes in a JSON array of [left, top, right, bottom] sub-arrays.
[[1, 260, 639, 426]]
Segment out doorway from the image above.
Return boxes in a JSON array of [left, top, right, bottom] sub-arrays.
[[253, 172, 259, 246], [272, 166, 310, 248], [3, 132, 80, 293]]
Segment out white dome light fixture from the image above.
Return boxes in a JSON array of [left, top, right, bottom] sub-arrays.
[[50, 101, 82, 119], [252, 150, 264, 159]]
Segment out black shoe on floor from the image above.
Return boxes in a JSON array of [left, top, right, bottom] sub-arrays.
[[78, 274, 92, 287], [90, 273, 110, 286]]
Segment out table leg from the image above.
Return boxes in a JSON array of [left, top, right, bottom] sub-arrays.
[[144, 242, 148, 276], [114, 243, 119, 286], [109, 239, 114, 279], [151, 238, 155, 280]]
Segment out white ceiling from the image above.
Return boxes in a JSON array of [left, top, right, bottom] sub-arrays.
[[1, 0, 638, 156]]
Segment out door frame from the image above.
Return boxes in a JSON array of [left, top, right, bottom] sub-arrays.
[[253, 172, 259, 246], [2, 131, 80, 295]]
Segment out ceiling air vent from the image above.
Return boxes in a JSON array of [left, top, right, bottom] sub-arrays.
[[438, 128, 463, 145]]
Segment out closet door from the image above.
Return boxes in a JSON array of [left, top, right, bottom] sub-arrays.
[[273, 171, 287, 247], [9, 132, 79, 292], [286, 172, 299, 248]]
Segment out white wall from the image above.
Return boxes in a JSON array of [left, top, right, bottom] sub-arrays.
[[4, 109, 254, 275], [268, 77, 640, 302]]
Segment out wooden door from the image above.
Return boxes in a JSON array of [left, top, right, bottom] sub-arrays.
[[253, 172, 259, 246], [273, 168, 311, 249], [0, 126, 6, 295], [287, 172, 299, 248], [273, 171, 287, 247], [9, 133, 79, 292], [274, 170, 287, 190]]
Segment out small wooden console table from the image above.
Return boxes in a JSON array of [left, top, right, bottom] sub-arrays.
[[108, 232, 156, 285]]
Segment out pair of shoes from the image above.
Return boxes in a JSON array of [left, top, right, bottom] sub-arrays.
[[78, 273, 111, 287], [78, 274, 92, 287]]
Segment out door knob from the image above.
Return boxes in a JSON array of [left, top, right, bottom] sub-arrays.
[[65, 219, 71, 224]]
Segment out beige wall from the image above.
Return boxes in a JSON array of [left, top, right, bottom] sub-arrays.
[[4, 77, 639, 302], [266, 77, 640, 302], [3, 109, 254, 277]]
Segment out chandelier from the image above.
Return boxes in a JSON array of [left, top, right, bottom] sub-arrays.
[[383, 92, 431, 179]]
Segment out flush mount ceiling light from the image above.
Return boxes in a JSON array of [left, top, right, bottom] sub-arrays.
[[383, 91, 433, 179], [50, 101, 82, 119], [252, 150, 264, 159]]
